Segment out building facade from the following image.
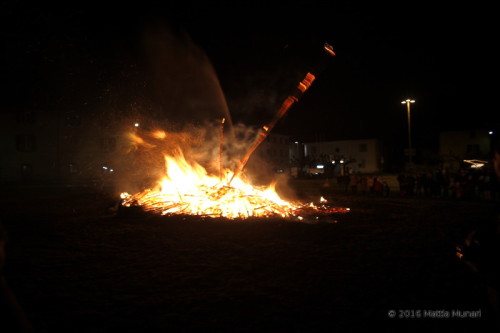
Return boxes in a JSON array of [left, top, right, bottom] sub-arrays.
[[291, 139, 383, 177], [1, 108, 122, 185], [439, 129, 495, 171]]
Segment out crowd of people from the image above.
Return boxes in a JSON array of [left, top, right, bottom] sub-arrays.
[[396, 166, 499, 201], [334, 173, 391, 197], [329, 165, 499, 202]]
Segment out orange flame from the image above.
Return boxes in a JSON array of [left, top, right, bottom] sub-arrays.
[[120, 144, 349, 220], [121, 151, 298, 218]]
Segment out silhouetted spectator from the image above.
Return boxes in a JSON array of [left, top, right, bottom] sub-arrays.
[[415, 173, 423, 196], [457, 150, 500, 328], [382, 181, 390, 197], [442, 168, 451, 198], [397, 173, 406, 196], [405, 174, 415, 196], [372, 176, 384, 196], [349, 174, 358, 194], [359, 175, 368, 195], [0, 224, 34, 332]]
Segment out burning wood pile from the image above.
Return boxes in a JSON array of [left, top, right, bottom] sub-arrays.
[[119, 152, 349, 221]]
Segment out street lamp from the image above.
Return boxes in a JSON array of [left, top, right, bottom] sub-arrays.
[[401, 99, 415, 164]]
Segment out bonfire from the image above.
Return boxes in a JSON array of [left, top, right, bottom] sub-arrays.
[[119, 43, 348, 221], [120, 150, 349, 220]]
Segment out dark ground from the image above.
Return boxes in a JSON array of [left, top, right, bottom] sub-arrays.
[[1, 179, 499, 332]]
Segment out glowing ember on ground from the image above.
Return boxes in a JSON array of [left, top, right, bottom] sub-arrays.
[[120, 152, 349, 221]]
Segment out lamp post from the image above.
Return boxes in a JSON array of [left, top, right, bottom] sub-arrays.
[[401, 99, 415, 164]]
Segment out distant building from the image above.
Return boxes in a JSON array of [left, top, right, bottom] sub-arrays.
[[292, 139, 383, 177], [1, 109, 56, 182], [1, 108, 123, 184], [439, 129, 494, 172]]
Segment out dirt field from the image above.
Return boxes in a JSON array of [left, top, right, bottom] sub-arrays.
[[1, 181, 498, 332]]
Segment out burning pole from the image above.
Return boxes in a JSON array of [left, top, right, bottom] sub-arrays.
[[228, 74, 314, 185], [219, 117, 225, 181], [228, 43, 335, 185]]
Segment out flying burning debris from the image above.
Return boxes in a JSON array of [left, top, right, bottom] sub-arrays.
[[323, 42, 336, 56]]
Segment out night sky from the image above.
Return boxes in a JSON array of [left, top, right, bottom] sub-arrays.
[[2, 1, 497, 146]]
